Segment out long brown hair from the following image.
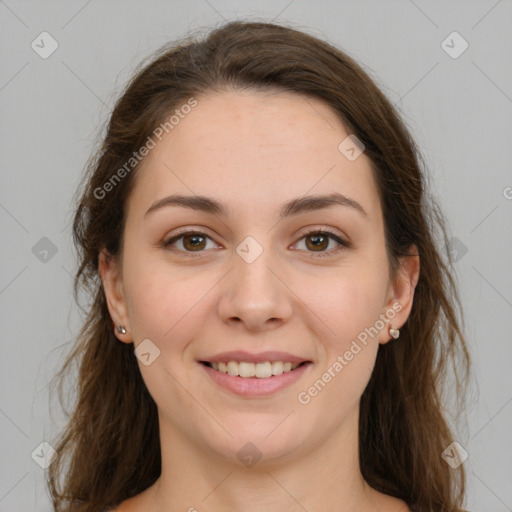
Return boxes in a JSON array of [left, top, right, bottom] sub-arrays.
[[47, 20, 470, 512]]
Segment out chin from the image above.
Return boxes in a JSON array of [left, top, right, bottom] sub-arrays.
[[203, 416, 310, 466]]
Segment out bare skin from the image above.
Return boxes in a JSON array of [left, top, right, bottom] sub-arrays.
[[101, 89, 419, 512]]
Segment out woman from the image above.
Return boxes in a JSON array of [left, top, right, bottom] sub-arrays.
[[47, 20, 470, 512]]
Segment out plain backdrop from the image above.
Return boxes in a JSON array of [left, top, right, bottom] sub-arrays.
[[1, 1, 511, 511]]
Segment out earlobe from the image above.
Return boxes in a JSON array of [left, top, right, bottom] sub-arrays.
[[380, 245, 420, 344], [98, 249, 131, 343]]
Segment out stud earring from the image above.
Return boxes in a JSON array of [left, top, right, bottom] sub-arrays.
[[117, 325, 127, 334], [389, 327, 400, 339]]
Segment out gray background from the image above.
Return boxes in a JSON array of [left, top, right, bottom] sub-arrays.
[[1, 1, 511, 510]]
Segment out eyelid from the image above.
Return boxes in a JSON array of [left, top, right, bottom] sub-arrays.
[[162, 226, 351, 256], [294, 225, 348, 243], [163, 227, 222, 251], [291, 227, 351, 257]]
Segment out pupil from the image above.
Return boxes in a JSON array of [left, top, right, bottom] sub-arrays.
[[184, 234, 205, 250], [307, 234, 327, 251]]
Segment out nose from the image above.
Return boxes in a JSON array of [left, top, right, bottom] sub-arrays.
[[217, 249, 293, 332]]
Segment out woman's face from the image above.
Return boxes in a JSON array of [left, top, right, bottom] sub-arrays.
[[101, 89, 418, 466]]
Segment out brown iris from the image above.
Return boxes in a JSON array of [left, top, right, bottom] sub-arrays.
[[305, 233, 329, 251], [182, 233, 207, 251]]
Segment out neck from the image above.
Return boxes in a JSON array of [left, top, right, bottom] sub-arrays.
[[147, 408, 382, 512]]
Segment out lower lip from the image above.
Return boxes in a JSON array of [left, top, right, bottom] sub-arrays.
[[200, 362, 311, 397]]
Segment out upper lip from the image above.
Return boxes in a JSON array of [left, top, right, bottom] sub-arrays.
[[200, 350, 310, 365]]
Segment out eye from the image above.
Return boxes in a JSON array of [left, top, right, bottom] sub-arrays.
[[163, 228, 350, 257], [163, 231, 219, 253], [292, 229, 349, 257]]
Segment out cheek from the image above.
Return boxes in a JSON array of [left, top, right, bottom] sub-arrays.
[[122, 254, 213, 348], [294, 285, 383, 420], [292, 259, 389, 405], [121, 258, 217, 411], [300, 261, 389, 349]]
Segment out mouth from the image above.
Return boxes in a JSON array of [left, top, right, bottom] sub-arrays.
[[199, 359, 312, 397], [200, 360, 310, 379]]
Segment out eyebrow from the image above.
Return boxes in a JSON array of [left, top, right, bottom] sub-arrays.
[[144, 192, 367, 219]]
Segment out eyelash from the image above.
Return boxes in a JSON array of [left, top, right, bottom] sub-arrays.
[[163, 228, 350, 258]]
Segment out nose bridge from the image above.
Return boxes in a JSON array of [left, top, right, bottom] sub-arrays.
[[217, 235, 293, 329]]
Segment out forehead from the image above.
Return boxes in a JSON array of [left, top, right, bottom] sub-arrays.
[[128, 89, 381, 220]]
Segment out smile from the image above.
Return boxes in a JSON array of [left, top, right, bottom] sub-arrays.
[[202, 360, 304, 378], [200, 360, 312, 397]]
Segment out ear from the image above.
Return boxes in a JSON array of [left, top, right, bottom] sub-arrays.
[[98, 248, 132, 343], [378, 244, 420, 344]]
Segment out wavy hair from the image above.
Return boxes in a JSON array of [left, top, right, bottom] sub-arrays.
[[47, 20, 470, 512]]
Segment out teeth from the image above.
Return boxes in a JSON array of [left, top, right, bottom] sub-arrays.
[[209, 360, 301, 378], [271, 361, 283, 376], [227, 361, 239, 376], [255, 362, 272, 378], [239, 361, 255, 378]]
